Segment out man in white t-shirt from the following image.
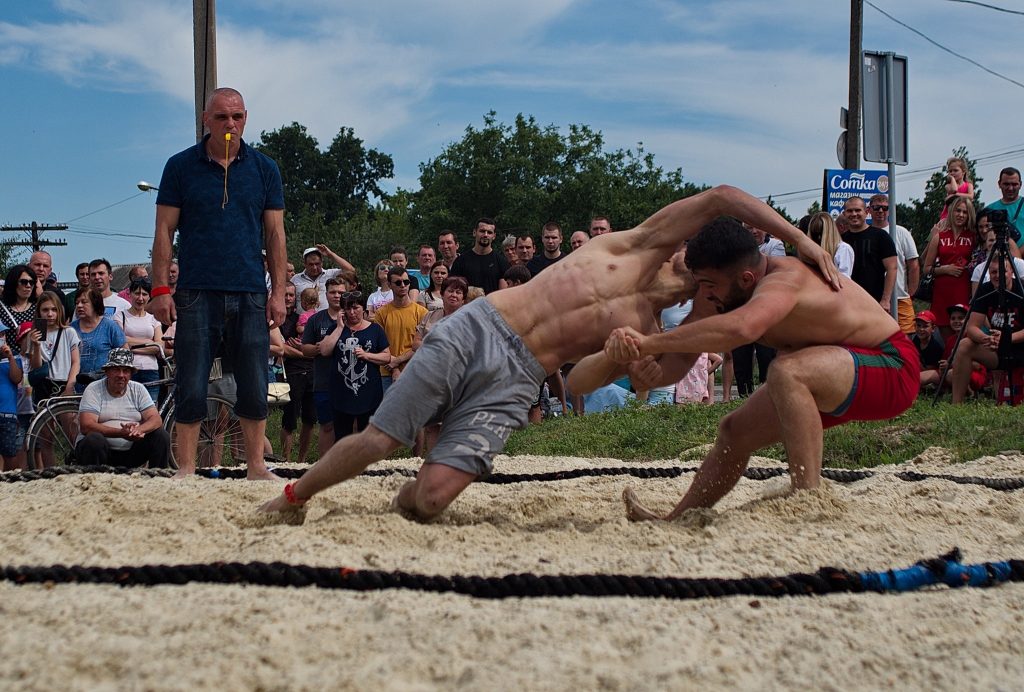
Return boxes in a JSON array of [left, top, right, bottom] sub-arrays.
[[89, 258, 131, 318], [869, 194, 920, 334], [291, 245, 356, 310], [75, 348, 170, 468]]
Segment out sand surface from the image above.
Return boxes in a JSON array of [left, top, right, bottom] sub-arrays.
[[1, 448, 1023, 690]]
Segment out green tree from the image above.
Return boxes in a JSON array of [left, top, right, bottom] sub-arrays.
[[412, 112, 706, 245], [253, 123, 395, 227], [0, 241, 25, 278], [896, 146, 982, 247]]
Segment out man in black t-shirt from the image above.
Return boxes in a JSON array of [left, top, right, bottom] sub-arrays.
[[450, 218, 509, 294], [951, 255, 1024, 402], [840, 196, 898, 307], [526, 222, 565, 276]]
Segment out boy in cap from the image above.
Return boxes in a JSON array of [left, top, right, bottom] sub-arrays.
[[913, 310, 945, 387]]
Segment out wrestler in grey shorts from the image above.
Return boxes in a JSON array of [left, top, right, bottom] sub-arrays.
[[370, 298, 546, 476]]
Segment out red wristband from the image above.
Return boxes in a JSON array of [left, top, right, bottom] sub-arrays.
[[283, 482, 307, 506], [151, 286, 172, 298]]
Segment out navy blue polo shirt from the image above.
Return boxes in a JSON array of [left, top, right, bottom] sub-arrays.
[[156, 135, 285, 293]]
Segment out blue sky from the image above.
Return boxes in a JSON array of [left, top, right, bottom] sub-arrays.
[[2, 0, 1023, 282]]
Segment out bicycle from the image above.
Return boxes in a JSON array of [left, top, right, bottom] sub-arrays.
[[23, 346, 242, 470]]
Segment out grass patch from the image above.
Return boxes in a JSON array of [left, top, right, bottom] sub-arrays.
[[263, 397, 1023, 469]]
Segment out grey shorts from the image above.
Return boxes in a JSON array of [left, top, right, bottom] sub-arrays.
[[370, 298, 546, 476]]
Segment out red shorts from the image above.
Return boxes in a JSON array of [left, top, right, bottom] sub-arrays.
[[820, 331, 920, 429]]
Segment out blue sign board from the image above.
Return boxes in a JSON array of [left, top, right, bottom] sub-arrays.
[[823, 169, 891, 216]]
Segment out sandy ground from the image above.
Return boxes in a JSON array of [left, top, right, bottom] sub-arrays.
[[1, 448, 1023, 690]]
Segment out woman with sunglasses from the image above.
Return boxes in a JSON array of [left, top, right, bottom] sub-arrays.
[[366, 259, 394, 319], [119, 278, 164, 401], [1, 265, 39, 357]]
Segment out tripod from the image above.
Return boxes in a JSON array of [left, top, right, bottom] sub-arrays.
[[932, 217, 1024, 405]]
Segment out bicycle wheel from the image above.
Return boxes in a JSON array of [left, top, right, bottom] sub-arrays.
[[25, 399, 82, 470], [166, 395, 245, 469]]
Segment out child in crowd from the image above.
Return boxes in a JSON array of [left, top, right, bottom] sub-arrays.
[[296, 287, 320, 336], [24, 291, 80, 405], [675, 352, 724, 405], [0, 324, 24, 470], [913, 310, 946, 389], [943, 303, 987, 395], [940, 157, 974, 220]]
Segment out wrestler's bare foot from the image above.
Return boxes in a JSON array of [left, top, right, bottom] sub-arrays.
[[257, 493, 296, 513], [623, 485, 663, 522], [171, 466, 195, 480], [246, 466, 281, 481]]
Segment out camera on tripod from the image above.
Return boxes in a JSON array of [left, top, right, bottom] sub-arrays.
[[987, 208, 1021, 245]]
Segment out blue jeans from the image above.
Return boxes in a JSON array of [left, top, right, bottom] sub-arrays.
[[173, 289, 269, 423], [132, 369, 161, 404]]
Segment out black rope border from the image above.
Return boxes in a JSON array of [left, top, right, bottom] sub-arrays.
[[2, 549, 1023, 599], [2, 464, 1024, 491]]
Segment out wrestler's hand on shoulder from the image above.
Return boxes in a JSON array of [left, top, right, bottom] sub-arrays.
[[795, 235, 842, 291]]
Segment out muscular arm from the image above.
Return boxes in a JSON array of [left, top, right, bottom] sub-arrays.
[[263, 209, 287, 327], [621, 285, 798, 359], [566, 352, 628, 395], [149, 204, 179, 324], [636, 186, 840, 288]]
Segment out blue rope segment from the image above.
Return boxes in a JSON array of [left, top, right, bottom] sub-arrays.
[[859, 548, 1017, 592]]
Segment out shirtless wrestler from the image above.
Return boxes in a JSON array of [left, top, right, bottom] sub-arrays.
[[595, 216, 919, 521], [258, 186, 839, 520]]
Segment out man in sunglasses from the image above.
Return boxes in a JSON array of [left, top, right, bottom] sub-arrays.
[[260, 185, 841, 521], [841, 196, 898, 311], [869, 193, 919, 333], [373, 267, 427, 392]]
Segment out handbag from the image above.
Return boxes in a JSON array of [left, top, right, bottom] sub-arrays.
[[267, 362, 290, 405], [913, 272, 934, 302]]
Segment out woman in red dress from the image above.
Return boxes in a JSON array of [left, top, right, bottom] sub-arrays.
[[922, 196, 977, 342]]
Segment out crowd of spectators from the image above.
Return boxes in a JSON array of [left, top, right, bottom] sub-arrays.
[[2, 162, 1022, 471]]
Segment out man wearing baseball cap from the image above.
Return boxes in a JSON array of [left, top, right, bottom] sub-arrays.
[[913, 310, 945, 388], [291, 244, 356, 311], [75, 348, 171, 468]]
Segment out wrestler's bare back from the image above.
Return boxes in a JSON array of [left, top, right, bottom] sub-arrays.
[[738, 256, 899, 353]]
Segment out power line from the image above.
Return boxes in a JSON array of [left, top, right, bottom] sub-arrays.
[[945, 0, 1024, 16], [865, 0, 1024, 90], [61, 192, 147, 224], [761, 144, 1024, 204]]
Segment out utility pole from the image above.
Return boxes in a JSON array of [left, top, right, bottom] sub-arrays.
[[845, 0, 863, 169], [194, 0, 218, 143], [0, 222, 69, 252]]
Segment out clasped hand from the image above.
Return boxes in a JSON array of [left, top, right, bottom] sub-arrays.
[[604, 327, 646, 363]]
